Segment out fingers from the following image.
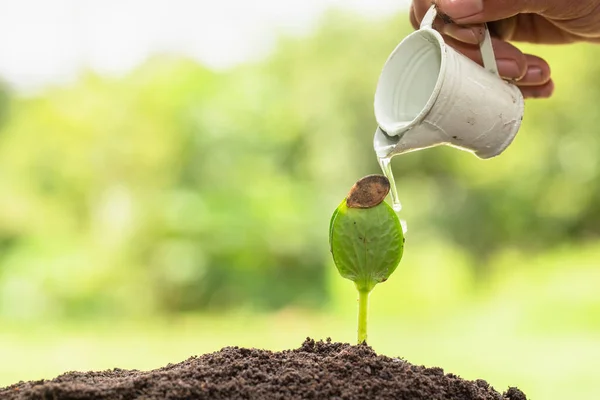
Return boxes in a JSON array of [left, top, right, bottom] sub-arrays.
[[412, 0, 436, 27], [517, 54, 551, 87], [441, 36, 553, 98], [441, 23, 486, 45], [431, 0, 551, 24], [409, 4, 419, 30], [518, 54, 553, 99], [412, 0, 590, 26], [442, 36, 528, 80], [413, 2, 588, 44], [521, 80, 554, 99], [410, 2, 555, 98], [490, 14, 578, 43]]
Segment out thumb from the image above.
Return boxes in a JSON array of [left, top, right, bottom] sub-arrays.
[[436, 0, 551, 24]]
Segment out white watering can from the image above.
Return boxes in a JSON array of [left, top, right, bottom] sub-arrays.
[[373, 5, 525, 160]]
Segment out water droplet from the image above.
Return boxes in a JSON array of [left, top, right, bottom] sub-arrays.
[[400, 219, 408, 234]]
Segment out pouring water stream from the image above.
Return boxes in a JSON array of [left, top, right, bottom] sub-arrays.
[[374, 127, 407, 234]]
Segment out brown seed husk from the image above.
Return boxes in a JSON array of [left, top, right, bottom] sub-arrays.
[[346, 175, 390, 209]]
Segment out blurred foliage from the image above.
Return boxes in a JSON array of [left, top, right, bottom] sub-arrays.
[[0, 9, 599, 321]]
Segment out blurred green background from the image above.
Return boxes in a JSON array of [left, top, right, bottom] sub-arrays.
[[0, 6, 599, 400]]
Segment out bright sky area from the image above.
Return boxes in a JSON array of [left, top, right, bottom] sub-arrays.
[[0, 0, 410, 93]]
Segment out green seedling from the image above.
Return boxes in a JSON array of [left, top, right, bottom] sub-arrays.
[[329, 175, 404, 344]]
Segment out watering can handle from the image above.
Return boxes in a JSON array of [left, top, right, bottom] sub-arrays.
[[420, 5, 499, 76]]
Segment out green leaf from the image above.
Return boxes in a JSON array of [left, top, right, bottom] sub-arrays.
[[329, 199, 404, 292], [329, 204, 341, 252]]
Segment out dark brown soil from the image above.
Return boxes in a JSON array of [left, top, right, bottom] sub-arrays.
[[1, 338, 527, 400]]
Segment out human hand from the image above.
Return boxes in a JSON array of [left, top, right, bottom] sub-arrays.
[[410, 0, 600, 99]]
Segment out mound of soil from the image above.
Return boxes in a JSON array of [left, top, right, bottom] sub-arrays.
[[1, 338, 527, 400]]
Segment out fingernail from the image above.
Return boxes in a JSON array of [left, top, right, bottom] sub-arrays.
[[524, 67, 544, 83], [440, 0, 483, 20], [442, 25, 483, 45], [496, 59, 521, 79]]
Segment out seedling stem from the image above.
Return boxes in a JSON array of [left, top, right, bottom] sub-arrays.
[[357, 289, 370, 344]]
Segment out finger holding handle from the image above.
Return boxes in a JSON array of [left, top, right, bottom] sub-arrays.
[[409, 2, 553, 98]]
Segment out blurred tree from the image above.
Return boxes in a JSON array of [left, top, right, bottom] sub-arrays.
[[0, 9, 598, 319]]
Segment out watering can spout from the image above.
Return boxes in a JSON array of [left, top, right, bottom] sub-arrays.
[[374, 125, 448, 159]]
